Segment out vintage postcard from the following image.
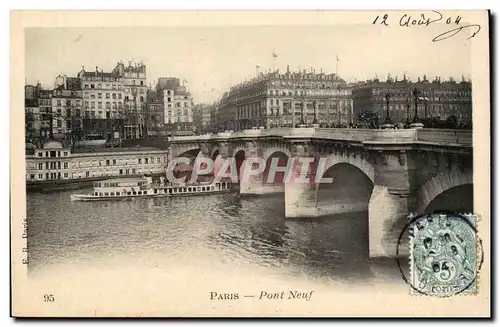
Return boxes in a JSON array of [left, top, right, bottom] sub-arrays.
[[11, 10, 490, 317]]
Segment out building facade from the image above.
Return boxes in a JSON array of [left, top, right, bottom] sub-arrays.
[[154, 77, 195, 131], [26, 140, 168, 182], [51, 75, 83, 139], [351, 75, 472, 127], [77, 66, 125, 141], [217, 67, 352, 130], [192, 103, 214, 133], [113, 61, 148, 139], [145, 88, 165, 136], [37, 89, 53, 139]]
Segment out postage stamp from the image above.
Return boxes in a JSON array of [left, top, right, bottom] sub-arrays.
[[410, 213, 480, 297]]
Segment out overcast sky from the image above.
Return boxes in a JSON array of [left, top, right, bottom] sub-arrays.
[[25, 25, 471, 103]]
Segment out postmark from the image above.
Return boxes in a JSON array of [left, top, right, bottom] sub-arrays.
[[407, 212, 481, 297]]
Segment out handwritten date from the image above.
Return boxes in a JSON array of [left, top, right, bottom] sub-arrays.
[[372, 11, 481, 42]]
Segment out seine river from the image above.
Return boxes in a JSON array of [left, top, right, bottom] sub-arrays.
[[26, 189, 404, 287]]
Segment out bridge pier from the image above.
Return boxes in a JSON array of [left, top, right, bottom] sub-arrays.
[[368, 186, 410, 257], [284, 181, 317, 217]]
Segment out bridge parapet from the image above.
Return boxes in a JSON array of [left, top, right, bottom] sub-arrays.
[[416, 129, 472, 146], [168, 128, 472, 147]]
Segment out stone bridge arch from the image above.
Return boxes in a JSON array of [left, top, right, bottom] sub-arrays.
[[262, 149, 292, 185], [210, 147, 220, 161], [417, 168, 473, 213], [322, 152, 375, 184], [263, 147, 292, 163], [175, 148, 201, 159], [315, 152, 376, 214]]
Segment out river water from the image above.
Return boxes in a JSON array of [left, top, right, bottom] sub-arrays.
[[26, 189, 405, 288]]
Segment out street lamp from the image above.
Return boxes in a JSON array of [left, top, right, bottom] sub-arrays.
[[406, 104, 411, 126], [410, 87, 424, 129], [299, 100, 306, 127], [381, 93, 394, 129], [312, 100, 319, 126]]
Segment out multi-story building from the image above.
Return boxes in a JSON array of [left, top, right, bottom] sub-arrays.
[[38, 88, 53, 138], [26, 139, 168, 183], [77, 66, 125, 141], [112, 61, 148, 139], [145, 88, 165, 136], [192, 103, 214, 133], [217, 67, 352, 130], [351, 75, 472, 126], [51, 75, 83, 139], [25, 84, 41, 141], [155, 77, 195, 131], [209, 102, 219, 131]]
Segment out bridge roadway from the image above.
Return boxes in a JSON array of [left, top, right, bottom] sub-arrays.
[[168, 127, 473, 258]]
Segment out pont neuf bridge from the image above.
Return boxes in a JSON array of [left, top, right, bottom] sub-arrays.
[[168, 127, 473, 258]]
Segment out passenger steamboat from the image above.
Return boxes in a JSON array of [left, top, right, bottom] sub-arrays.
[[70, 175, 232, 201]]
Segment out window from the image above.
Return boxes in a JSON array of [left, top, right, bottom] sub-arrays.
[[38, 152, 43, 157], [145, 158, 148, 164], [84, 84, 89, 88], [112, 93, 116, 99], [113, 159, 116, 165], [98, 92, 102, 98], [132, 168, 136, 174], [106, 160, 110, 166], [106, 93, 110, 99], [39, 174, 43, 180], [138, 158, 142, 164], [157, 157, 161, 164], [119, 169, 123, 175], [140, 81, 144, 86], [184, 102, 188, 107], [118, 93, 122, 99], [86, 171, 90, 178], [64, 173, 68, 178], [63, 162, 68, 169], [98, 102, 102, 109], [104, 192, 109, 196], [90, 84, 95, 89], [63, 152, 68, 156], [38, 163, 43, 170]]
